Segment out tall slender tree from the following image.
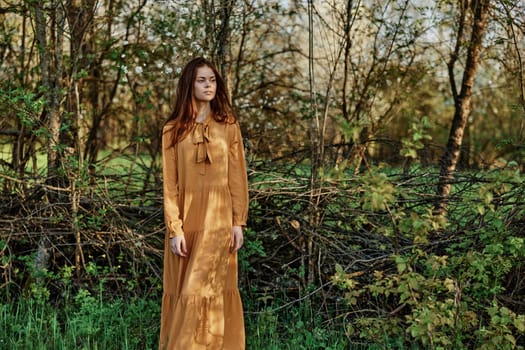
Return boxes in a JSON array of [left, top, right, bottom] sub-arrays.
[[435, 0, 491, 216], [32, 0, 65, 186]]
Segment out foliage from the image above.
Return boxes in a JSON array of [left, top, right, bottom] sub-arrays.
[[244, 301, 350, 350], [0, 292, 160, 349], [331, 165, 525, 349], [399, 116, 433, 160], [2, 149, 525, 349]]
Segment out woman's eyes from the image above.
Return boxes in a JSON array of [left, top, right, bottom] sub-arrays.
[[197, 79, 216, 83]]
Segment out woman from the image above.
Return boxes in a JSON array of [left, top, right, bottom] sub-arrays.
[[159, 57, 248, 349]]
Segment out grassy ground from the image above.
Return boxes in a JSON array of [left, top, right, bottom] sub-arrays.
[[0, 295, 359, 350], [0, 296, 158, 350]]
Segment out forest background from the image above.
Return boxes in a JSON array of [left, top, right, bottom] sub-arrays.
[[0, 0, 524, 349]]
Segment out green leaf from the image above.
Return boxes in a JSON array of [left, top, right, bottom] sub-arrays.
[[514, 316, 525, 332]]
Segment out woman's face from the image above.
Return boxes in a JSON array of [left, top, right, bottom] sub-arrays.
[[193, 65, 217, 103]]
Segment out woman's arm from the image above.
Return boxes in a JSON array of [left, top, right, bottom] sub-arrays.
[[162, 126, 184, 238], [228, 122, 249, 228], [228, 122, 248, 253]]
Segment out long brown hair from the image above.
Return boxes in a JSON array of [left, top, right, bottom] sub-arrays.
[[164, 57, 235, 146]]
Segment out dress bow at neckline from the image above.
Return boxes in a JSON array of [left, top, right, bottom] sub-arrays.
[[192, 123, 212, 174]]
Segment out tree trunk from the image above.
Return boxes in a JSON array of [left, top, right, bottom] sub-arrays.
[[63, 0, 97, 157], [216, 0, 233, 97], [30, 0, 66, 281], [65, 0, 97, 273], [306, 0, 319, 288], [336, 0, 354, 167], [33, 0, 65, 186], [231, 0, 250, 108], [435, 0, 491, 216]]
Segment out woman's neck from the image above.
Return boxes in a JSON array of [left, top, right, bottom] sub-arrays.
[[195, 103, 211, 123]]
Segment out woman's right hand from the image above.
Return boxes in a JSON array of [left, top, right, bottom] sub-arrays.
[[169, 236, 188, 257]]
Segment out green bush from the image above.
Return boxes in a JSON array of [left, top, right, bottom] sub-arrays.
[[332, 166, 525, 349]]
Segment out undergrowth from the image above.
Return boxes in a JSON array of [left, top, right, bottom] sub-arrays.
[[0, 291, 356, 350], [0, 294, 159, 350], [2, 150, 524, 349]]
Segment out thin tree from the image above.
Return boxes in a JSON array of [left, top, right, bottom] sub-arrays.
[[435, 0, 491, 216], [33, 0, 65, 186]]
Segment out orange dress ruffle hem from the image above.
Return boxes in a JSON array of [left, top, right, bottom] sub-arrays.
[[159, 117, 248, 350]]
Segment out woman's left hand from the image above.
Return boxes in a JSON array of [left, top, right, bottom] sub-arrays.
[[230, 226, 244, 253]]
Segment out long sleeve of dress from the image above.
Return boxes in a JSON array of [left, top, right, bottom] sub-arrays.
[[162, 125, 184, 237], [228, 122, 249, 227]]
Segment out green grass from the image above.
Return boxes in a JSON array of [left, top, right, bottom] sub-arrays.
[[0, 145, 155, 179], [0, 293, 382, 350], [0, 294, 160, 350], [246, 296, 337, 350], [245, 311, 352, 350]]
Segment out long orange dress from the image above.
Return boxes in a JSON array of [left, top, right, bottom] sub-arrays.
[[159, 116, 248, 350]]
